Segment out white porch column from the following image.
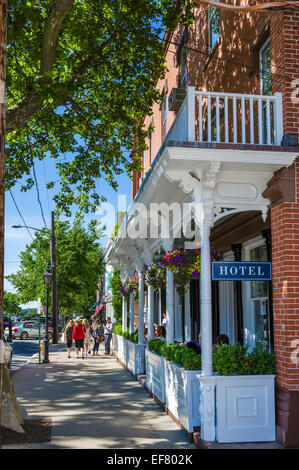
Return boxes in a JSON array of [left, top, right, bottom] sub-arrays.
[[138, 269, 145, 345], [166, 269, 175, 345], [184, 283, 192, 342], [122, 296, 127, 331], [129, 292, 134, 335], [200, 217, 213, 376], [147, 284, 154, 341]]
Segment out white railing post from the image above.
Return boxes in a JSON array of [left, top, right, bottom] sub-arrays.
[[274, 92, 283, 145], [187, 86, 196, 142], [129, 292, 134, 335], [138, 270, 145, 345], [148, 284, 154, 341]]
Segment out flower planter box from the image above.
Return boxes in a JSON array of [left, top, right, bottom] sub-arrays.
[[164, 360, 202, 433], [145, 349, 166, 404], [111, 333, 119, 353], [113, 334, 145, 376], [215, 374, 275, 442]]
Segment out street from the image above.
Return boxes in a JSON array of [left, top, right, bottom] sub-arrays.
[[10, 339, 41, 375]]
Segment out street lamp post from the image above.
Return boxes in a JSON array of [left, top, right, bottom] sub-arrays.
[[12, 215, 59, 344], [43, 264, 52, 363]]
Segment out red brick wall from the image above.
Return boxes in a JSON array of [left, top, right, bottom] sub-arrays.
[[271, 159, 299, 391], [132, 4, 299, 197]]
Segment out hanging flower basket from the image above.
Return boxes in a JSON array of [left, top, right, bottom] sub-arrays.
[[120, 274, 139, 300], [161, 246, 223, 296], [145, 262, 167, 292]]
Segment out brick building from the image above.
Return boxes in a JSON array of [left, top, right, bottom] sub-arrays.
[[106, 2, 299, 447]]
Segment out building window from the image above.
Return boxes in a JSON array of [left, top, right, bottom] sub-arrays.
[[161, 93, 167, 141], [149, 122, 154, 164], [208, 1, 221, 52], [180, 46, 187, 88], [259, 39, 273, 143], [259, 38, 272, 96]]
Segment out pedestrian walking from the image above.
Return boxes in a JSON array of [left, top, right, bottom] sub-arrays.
[[92, 319, 104, 356], [72, 317, 86, 359], [103, 317, 113, 355], [65, 319, 75, 358], [82, 318, 91, 355]]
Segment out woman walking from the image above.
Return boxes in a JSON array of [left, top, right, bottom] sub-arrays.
[[72, 317, 86, 359], [65, 319, 75, 358], [83, 318, 91, 355], [92, 319, 104, 356]]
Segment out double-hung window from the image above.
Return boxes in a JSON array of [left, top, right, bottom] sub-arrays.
[[180, 46, 187, 88], [208, 0, 221, 52], [259, 39, 273, 143], [161, 93, 167, 141]]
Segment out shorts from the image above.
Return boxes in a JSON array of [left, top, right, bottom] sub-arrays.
[[75, 339, 84, 349], [67, 340, 72, 348]]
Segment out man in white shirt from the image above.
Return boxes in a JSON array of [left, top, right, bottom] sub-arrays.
[[104, 317, 113, 355]]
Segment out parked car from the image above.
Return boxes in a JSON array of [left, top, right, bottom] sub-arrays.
[[4, 321, 53, 340]]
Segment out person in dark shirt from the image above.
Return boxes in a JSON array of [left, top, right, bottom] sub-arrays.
[[185, 334, 201, 355]]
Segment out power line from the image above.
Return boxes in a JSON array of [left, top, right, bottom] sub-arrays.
[[162, 37, 294, 88], [9, 189, 34, 241], [32, 162, 48, 229], [42, 159, 52, 217]]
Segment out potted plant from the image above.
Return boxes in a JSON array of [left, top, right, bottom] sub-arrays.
[[146, 339, 202, 432], [210, 343, 276, 443]]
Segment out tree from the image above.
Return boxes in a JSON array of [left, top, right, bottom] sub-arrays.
[[6, 0, 193, 215], [7, 215, 105, 318], [3, 291, 22, 316], [110, 267, 123, 323]]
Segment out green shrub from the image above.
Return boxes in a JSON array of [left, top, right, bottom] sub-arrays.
[[113, 324, 122, 335], [247, 345, 275, 375], [149, 340, 202, 370], [148, 338, 166, 355], [212, 343, 275, 376], [129, 331, 138, 344], [122, 329, 130, 340]]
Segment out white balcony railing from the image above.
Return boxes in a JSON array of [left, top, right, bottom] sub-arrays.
[[166, 87, 284, 146]]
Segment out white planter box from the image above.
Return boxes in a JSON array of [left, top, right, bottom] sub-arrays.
[[111, 333, 118, 353], [145, 349, 166, 403], [113, 334, 145, 376], [215, 374, 276, 442], [165, 360, 202, 433]]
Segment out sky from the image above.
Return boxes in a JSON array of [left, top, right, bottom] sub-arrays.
[[5, 155, 132, 309]]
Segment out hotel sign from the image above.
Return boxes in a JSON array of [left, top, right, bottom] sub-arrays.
[[212, 262, 272, 281]]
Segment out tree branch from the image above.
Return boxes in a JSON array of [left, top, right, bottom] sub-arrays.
[[6, 0, 75, 134]]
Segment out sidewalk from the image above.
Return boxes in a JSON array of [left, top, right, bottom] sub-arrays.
[[2, 343, 196, 449]]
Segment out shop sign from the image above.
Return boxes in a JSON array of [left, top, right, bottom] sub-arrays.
[[212, 261, 272, 281]]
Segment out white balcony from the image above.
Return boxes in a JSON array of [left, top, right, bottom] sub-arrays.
[[166, 87, 284, 147]]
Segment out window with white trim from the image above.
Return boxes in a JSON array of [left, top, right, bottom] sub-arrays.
[[208, 1, 221, 52]]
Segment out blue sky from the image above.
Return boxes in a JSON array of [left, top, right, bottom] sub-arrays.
[[5, 155, 132, 308]]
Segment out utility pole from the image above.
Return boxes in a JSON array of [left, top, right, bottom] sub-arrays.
[[51, 211, 58, 344], [0, 0, 7, 443]]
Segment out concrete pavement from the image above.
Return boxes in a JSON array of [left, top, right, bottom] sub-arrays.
[[3, 343, 196, 449]]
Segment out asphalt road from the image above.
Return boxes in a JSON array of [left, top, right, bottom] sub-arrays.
[[10, 339, 41, 375]]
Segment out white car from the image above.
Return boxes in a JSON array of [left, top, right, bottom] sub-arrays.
[[4, 321, 53, 340]]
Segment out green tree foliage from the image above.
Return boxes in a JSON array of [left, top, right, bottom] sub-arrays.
[[110, 267, 123, 323], [7, 215, 105, 318], [3, 291, 22, 316], [6, 0, 194, 215]]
